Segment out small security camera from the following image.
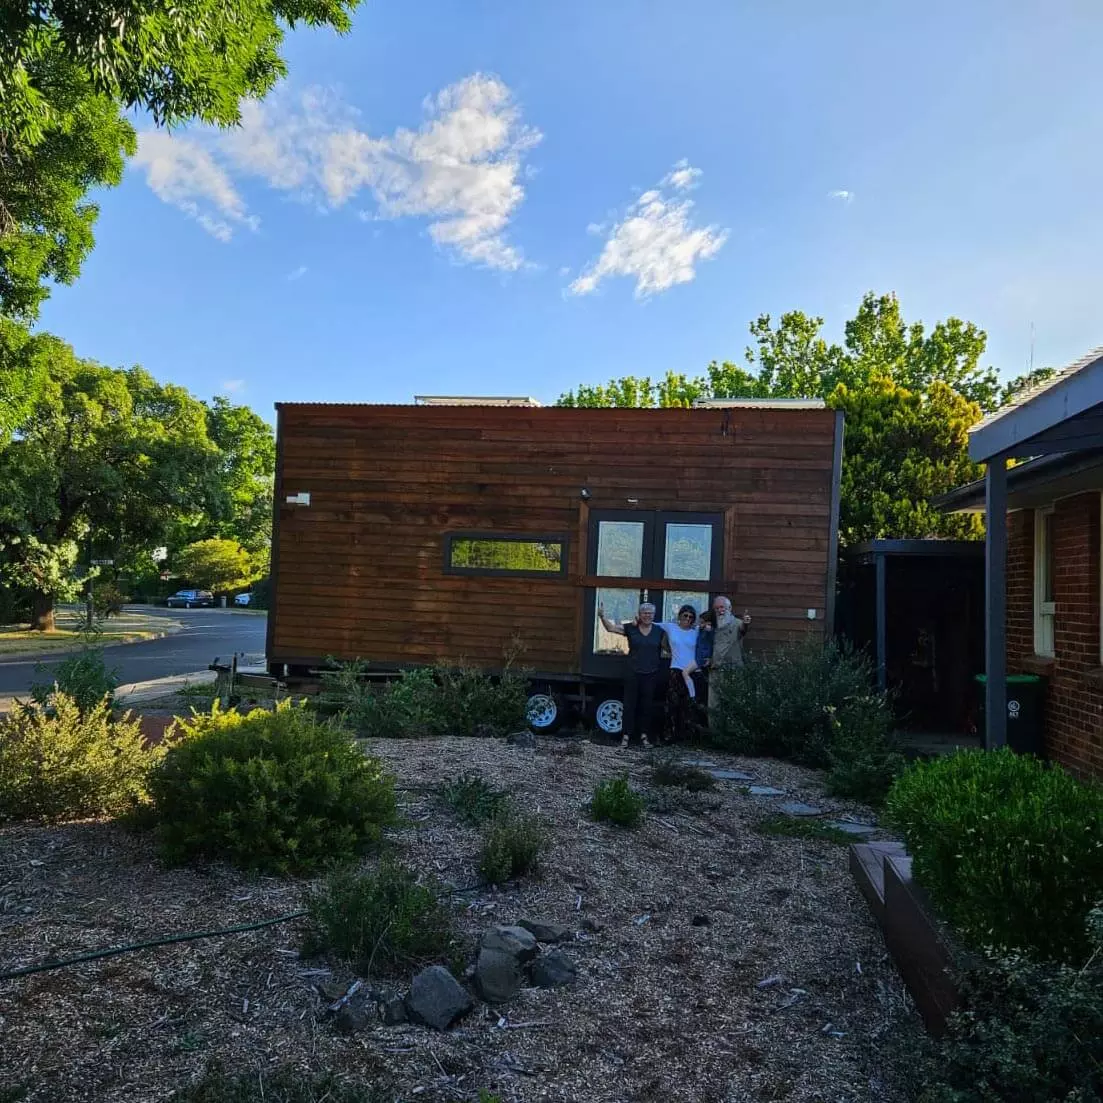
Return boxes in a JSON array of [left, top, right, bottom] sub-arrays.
[[580, 488, 591, 500]]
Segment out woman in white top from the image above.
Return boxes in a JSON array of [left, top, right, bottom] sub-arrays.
[[656, 603, 703, 742]]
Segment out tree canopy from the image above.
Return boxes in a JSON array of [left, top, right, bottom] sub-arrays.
[[0, 331, 274, 628], [558, 292, 1002, 544], [174, 538, 261, 594]]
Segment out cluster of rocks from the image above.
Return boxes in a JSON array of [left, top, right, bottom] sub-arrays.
[[327, 919, 579, 1034]]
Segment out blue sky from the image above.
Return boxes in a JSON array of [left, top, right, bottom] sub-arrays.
[[37, 0, 1103, 419]]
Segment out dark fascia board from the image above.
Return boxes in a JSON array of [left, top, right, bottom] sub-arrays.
[[968, 352, 1103, 461], [846, 539, 985, 559], [934, 449, 1103, 513]]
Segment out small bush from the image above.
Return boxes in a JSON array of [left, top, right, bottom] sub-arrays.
[[591, 776, 644, 828], [709, 637, 875, 766], [649, 750, 716, 792], [320, 660, 528, 739], [886, 748, 1103, 963], [92, 582, 127, 620], [305, 860, 454, 971], [916, 909, 1103, 1102], [478, 812, 545, 884], [150, 701, 396, 874], [173, 1062, 389, 1103], [30, 643, 119, 714], [440, 772, 510, 825], [0, 695, 164, 823], [823, 695, 905, 805]]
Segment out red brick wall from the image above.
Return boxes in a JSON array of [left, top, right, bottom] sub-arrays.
[[1005, 492, 1103, 777]]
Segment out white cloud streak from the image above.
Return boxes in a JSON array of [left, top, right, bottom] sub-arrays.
[[132, 131, 258, 241], [828, 189, 854, 203], [133, 75, 541, 268], [569, 163, 728, 298], [287, 265, 308, 281], [220, 379, 246, 393]]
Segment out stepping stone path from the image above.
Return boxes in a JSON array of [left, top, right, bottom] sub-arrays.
[[778, 801, 824, 817], [826, 821, 878, 837], [747, 785, 786, 797], [708, 769, 756, 782]]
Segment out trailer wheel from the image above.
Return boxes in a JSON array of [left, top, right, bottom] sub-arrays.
[[592, 697, 624, 736], [526, 691, 562, 733]]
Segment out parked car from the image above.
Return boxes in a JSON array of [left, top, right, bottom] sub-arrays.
[[166, 589, 214, 608], [234, 592, 252, 606]]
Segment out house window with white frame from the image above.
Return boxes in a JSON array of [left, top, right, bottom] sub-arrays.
[[1034, 506, 1056, 657]]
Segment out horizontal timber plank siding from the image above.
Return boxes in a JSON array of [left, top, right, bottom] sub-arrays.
[[269, 404, 841, 673]]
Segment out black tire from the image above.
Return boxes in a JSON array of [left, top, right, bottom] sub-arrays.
[[591, 696, 624, 737], [526, 690, 563, 734]]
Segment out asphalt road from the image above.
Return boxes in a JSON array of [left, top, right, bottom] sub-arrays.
[[0, 607, 267, 696]]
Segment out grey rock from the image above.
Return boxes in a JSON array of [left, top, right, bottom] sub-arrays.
[[405, 966, 473, 1031], [827, 821, 878, 837], [481, 924, 539, 963], [380, 995, 408, 1026], [507, 730, 537, 748], [748, 785, 786, 797], [475, 948, 523, 1004], [334, 995, 374, 1034], [518, 918, 572, 944], [681, 758, 719, 768], [709, 769, 755, 781], [529, 949, 578, 989], [756, 974, 784, 989], [778, 801, 823, 817]]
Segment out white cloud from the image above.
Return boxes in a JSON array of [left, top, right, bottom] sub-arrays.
[[664, 158, 702, 191], [135, 75, 540, 269], [569, 163, 728, 298], [132, 130, 258, 241], [287, 265, 308, 281], [828, 189, 854, 203], [220, 379, 246, 393]]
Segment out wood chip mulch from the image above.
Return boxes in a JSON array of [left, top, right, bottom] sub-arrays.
[[0, 735, 923, 1102]]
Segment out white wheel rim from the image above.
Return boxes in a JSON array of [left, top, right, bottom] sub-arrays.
[[526, 694, 558, 729], [595, 699, 623, 734]]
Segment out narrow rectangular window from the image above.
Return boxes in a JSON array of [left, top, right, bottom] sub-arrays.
[[445, 535, 566, 576], [1034, 506, 1055, 658]]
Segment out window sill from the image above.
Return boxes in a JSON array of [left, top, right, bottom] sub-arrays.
[[1019, 654, 1056, 675]]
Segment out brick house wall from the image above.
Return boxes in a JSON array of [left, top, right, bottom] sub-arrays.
[[1005, 492, 1103, 777]]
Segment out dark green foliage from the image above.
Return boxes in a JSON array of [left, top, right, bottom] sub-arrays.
[[91, 581, 127, 619], [321, 661, 528, 738], [886, 749, 1103, 963], [823, 695, 905, 805], [150, 702, 396, 874], [478, 813, 546, 884], [30, 642, 118, 712], [305, 860, 453, 972], [0, 694, 164, 823], [591, 777, 644, 828], [440, 772, 510, 825], [755, 814, 856, 845], [172, 1062, 388, 1103], [708, 638, 903, 803], [649, 751, 716, 792], [917, 910, 1103, 1103]]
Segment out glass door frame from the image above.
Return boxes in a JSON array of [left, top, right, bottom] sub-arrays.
[[581, 509, 725, 679]]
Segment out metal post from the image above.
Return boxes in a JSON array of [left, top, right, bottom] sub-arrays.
[[875, 552, 887, 692], [985, 457, 1008, 749]]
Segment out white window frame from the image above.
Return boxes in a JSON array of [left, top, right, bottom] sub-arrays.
[[1034, 505, 1055, 658]]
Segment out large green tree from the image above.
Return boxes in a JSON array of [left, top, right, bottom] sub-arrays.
[[0, 338, 221, 629], [557, 292, 995, 544], [174, 538, 261, 594], [0, 0, 359, 321]]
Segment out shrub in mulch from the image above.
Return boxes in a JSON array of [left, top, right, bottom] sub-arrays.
[[590, 776, 644, 828], [172, 1061, 391, 1102], [149, 701, 396, 874], [478, 811, 546, 885], [0, 694, 166, 824]]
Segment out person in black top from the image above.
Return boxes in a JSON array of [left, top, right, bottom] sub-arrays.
[[598, 600, 667, 750]]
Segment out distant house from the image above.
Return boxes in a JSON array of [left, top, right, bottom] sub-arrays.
[[937, 349, 1103, 775]]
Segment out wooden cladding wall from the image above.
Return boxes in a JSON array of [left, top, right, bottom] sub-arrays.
[[269, 404, 840, 672]]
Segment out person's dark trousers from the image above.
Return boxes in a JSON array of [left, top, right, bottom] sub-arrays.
[[622, 671, 659, 741], [665, 671, 692, 743]]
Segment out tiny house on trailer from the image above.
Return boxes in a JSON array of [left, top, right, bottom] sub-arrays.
[[266, 398, 844, 734]]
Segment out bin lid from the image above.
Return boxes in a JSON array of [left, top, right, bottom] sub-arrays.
[[974, 673, 1042, 684]]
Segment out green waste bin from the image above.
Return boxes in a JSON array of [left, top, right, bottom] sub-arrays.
[[974, 673, 1046, 756]]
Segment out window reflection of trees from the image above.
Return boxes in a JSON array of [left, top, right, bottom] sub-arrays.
[[450, 539, 563, 572]]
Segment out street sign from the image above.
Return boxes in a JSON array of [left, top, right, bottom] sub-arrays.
[[91, 559, 114, 566]]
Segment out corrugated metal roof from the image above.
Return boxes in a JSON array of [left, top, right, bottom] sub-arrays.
[[693, 398, 826, 410], [970, 345, 1103, 435], [413, 395, 543, 406]]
